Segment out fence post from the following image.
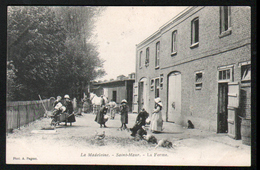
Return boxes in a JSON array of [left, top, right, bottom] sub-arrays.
[[26, 103, 28, 126], [33, 102, 35, 121], [17, 104, 20, 130]]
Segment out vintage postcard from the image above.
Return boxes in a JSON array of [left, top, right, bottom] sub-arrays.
[[6, 6, 252, 166]]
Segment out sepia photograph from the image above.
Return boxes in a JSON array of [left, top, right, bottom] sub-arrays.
[[6, 6, 252, 166]]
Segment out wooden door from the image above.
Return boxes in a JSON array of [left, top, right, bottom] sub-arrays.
[[218, 83, 228, 133], [240, 83, 251, 119], [167, 72, 181, 122], [227, 82, 240, 139]]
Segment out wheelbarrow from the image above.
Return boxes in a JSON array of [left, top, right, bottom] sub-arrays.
[[50, 112, 76, 127]]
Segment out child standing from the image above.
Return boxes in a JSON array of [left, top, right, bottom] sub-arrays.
[[119, 99, 128, 129]]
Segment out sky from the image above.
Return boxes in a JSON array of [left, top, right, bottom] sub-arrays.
[[93, 6, 188, 81]]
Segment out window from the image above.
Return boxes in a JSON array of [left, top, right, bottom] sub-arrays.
[[160, 74, 163, 89], [145, 47, 149, 66], [155, 78, 160, 98], [241, 64, 251, 82], [139, 51, 142, 68], [191, 17, 199, 48], [171, 30, 177, 55], [155, 41, 160, 68], [220, 6, 231, 37], [195, 71, 203, 90], [218, 65, 233, 82], [150, 79, 154, 91]]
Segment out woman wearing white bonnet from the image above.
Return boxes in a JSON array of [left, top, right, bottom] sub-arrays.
[[150, 97, 163, 133]]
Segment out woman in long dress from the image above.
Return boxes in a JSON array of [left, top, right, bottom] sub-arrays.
[[95, 106, 108, 128], [150, 98, 163, 133]]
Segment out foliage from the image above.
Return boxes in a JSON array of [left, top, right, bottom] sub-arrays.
[[7, 6, 106, 101]]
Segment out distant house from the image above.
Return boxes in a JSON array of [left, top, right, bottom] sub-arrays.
[[90, 73, 135, 111]]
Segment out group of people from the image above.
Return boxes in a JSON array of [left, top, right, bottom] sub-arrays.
[[94, 96, 164, 139], [94, 99, 129, 129], [51, 93, 164, 139], [52, 94, 76, 126]]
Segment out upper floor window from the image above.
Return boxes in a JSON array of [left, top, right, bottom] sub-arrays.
[[220, 6, 231, 33], [155, 41, 160, 68], [219, 6, 232, 37], [145, 47, 149, 66], [139, 51, 142, 68], [191, 17, 199, 48], [171, 30, 177, 55]]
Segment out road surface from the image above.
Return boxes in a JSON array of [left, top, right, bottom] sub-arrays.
[[6, 112, 251, 166]]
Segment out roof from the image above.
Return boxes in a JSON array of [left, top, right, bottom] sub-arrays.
[[92, 78, 135, 86]]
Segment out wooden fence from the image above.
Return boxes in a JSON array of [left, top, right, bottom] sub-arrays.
[[6, 99, 53, 131]]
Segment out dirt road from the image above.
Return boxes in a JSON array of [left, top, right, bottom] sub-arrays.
[[6, 112, 251, 166]]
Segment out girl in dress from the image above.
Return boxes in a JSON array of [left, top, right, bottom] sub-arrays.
[[119, 99, 128, 130]]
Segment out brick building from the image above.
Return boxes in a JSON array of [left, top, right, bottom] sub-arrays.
[[91, 73, 135, 111], [134, 6, 251, 136]]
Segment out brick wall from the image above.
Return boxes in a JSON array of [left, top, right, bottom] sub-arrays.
[[135, 6, 251, 132]]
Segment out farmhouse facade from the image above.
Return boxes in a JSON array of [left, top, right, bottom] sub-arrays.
[[134, 6, 251, 136]]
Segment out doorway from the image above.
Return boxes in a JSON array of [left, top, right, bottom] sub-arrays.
[[218, 83, 228, 133], [167, 72, 181, 122], [138, 77, 148, 113], [112, 91, 117, 103]]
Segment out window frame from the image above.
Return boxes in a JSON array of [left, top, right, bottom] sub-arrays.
[[217, 65, 234, 83], [219, 6, 232, 38], [160, 74, 164, 89], [155, 41, 160, 69], [139, 51, 143, 69], [150, 79, 154, 91], [145, 47, 149, 67], [171, 30, 177, 56], [241, 64, 251, 82], [194, 71, 203, 90], [190, 17, 199, 48], [155, 77, 160, 98]]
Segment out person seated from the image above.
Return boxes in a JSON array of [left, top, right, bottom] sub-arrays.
[[134, 126, 147, 141], [52, 102, 66, 123], [53, 96, 62, 108], [130, 108, 149, 137]]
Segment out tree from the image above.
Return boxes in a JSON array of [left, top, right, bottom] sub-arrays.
[[7, 6, 106, 101], [52, 6, 106, 100]]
